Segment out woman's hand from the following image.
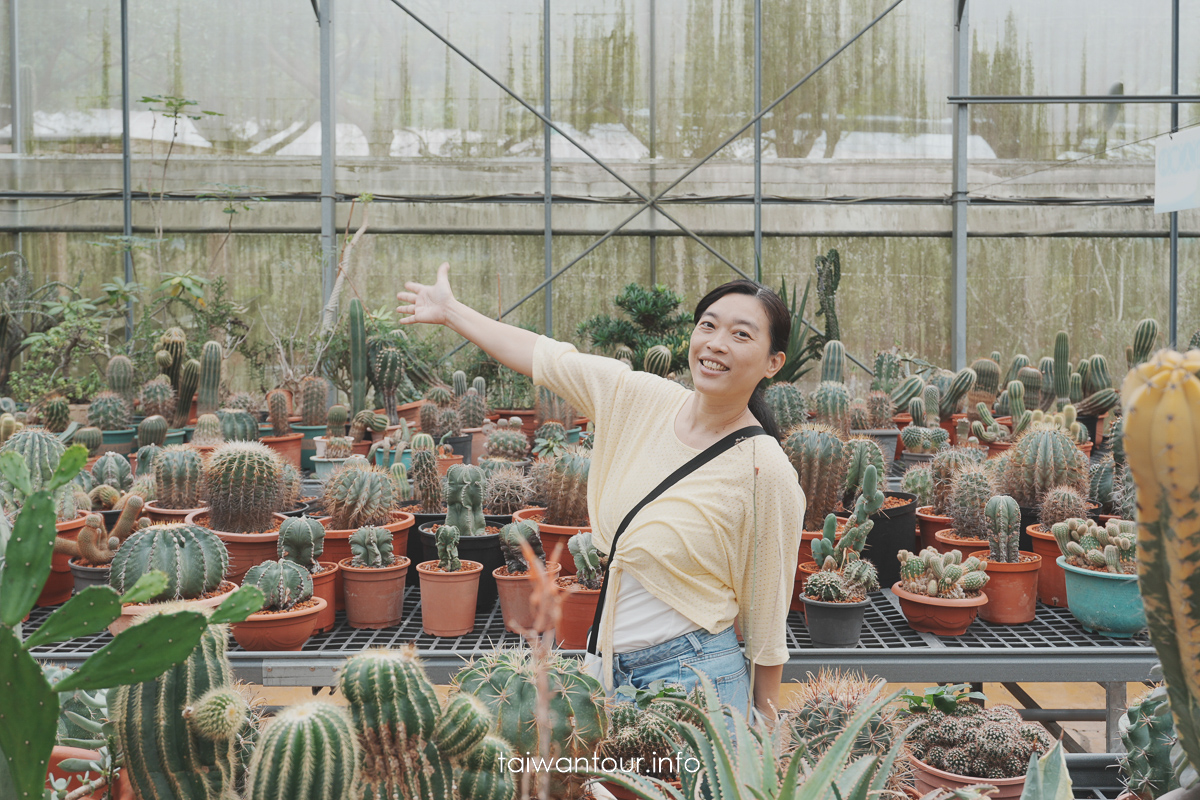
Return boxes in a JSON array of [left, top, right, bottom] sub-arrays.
[[396, 261, 456, 327]]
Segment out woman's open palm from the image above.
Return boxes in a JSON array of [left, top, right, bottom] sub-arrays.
[[396, 262, 455, 326]]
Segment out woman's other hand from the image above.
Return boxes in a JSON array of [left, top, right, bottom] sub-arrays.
[[397, 261, 456, 327]]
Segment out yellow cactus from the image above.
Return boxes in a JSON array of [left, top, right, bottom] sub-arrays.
[[1121, 347, 1200, 776]]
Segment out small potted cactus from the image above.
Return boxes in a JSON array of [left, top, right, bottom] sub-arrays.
[[1052, 517, 1145, 637], [231, 559, 326, 650], [311, 435, 354, 479], [493, 519, 561, 633], [512, 451, 591, 576], [188, 413, 224, 462], [315, 458, 414, 571], [892, 547, 990, 636], [144, 444, 208, 523], [555, 531, 604, 650], [478, 417, 531, 473], [259, 388, 304, 469], [417, 523, 483, 637], [278, 515, 338, 631], [966, 495, 1042, 625], [340, 524, 412, 629], [457, 378, 490, 465], [89, 383, 137, 455], [64, 505, 149, 593], [293, 375, 332, 470], [783, 422, 849, 606], [933, 464, 994, 554]]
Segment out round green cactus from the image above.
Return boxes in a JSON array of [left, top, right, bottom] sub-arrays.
[[109, 522, 229, 600], [278, 515, 326, 572], [139, 376, 177, 421], [947, 465, 994, 541], [88, 390, 132, 431], [219, 408, 260, 442], [243, 559, 313, 610], [324, 402, 348, 438], [137, 414, 169, 448], [765, 382, 807, 433], [91, 451, 133, 492], [185, 687, 249, 742], [40, 393, 71, 433], [154, 443, 205, 510], [783, 423, 847, 530], [459, 388, 487, 430], [246, 701, 360, 800], [192, 413, 224, 446], [901, 464, 934, 508], [206, 441, 285, 533], [106, 354, 135, 400], [484, 420, 528, 462], [322, 462, 400, 529]]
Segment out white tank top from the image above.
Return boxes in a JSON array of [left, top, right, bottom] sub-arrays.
[[608, 571, 703, 653]]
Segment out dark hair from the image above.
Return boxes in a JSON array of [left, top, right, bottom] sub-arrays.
[[692, 279, 791, 441]]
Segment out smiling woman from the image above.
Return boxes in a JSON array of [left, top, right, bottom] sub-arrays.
[[397, 264, 805, 721]]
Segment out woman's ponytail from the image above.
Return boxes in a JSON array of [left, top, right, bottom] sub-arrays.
[[749, 380, 782, 442]]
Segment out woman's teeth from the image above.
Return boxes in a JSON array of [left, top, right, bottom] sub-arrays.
[[701, 359, 728, 372]]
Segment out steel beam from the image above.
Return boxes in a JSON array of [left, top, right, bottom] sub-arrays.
[[1170, 0, 1180, 348], [947, 94, 1200, 104], [319, 0, 336, 316], [950, 0, 969, 370], [120, 0, 133, 341], [8, 0, 20, 263], [543, 0, 553, 337], [753, 0, 762, 278]]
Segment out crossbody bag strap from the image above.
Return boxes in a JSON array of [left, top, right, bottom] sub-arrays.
[[584, 425, 766, 655]]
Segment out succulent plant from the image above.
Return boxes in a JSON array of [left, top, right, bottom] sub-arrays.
[[435, 524, 462, 571], [156, 326, 187, 389], [984, 494, 1021, 563], [88, 390, 132, 431], [542, 451, 591, 528], [1127, 318, 1160, 369], [278, 515, 326, 573], [195, 340, 223, 418], [999, 426, 1088, 508], [865, 391, 895, 429], [224, 391, 258, 414], [265, 389, 292, 436], [937, 367, 977, 420], [1039, 485, 1090, 529], [643, 344, 672, 377], [411, 447, 442, 513], [192, 413, 224, 446], [349, 409, 388, 442], [483, 464, 533, 516], [967, 358, 1001, 415], [206, 441, 284, 533], [322, 461, 399, 529], [74, 426, 103, 456], [899, 396, 949, 455], [325, 436, 354, 459], [218, 408, 260, 442], [1053, 517, 1136, 574], [91, 451, 133, 492], [245, 701, 359, 800], [890, 375, 924, 416], [446, 463, 486, 537], [1119, 684, 1181, 800], [298, 375, 330, 427], [901, 464, 934, 508], [109, 522, 229, 600], [569, 530, 603, 589], [897, 547, 989, 599], [38, 393, 71, 433], [0, 426, 76, 515], [498, 519, 544, 574], [173, 358, 200, 428], [907, 699, 1054, 779], [843, 436, 885, 508], [154, 444, 205, 510], [390, 461, 413, 502], [105, 354, 135, 401], [764, 382, 807, 432], [459, 387, 487, 430], [783, 423, 848, 530], [349, 525, 396, 568], [946, 465, 994, 541], [135, 414, 167, 448], [484, 418, 529, 462], [929, 446, 986, 516], [243, 559, 313, 610], [324, 403, 348, 438]]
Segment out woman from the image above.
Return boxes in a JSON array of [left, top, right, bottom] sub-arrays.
[[397, 263, 804, 722]]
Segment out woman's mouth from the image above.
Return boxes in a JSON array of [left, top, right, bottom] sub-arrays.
[[699, 358, 729, 373]]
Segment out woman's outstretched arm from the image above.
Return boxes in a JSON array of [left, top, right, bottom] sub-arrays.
[[396, 262, 539, 377]]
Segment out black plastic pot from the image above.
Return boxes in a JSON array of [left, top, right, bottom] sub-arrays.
[[98, 508, 123, 532], [69, 558, 110, 595], [1076, 414, 1100, 447], [802, 595, 870, 647], [276, 501, 312, 518], [1019, 505, 1039, 552], [898, 451, 934, 475], [418, 516, 511, 611], [860, 492, 917, 589], [443, 434, 472, 464]]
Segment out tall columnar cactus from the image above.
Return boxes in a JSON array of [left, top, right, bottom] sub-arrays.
[[174, 357, 200, 427], [89, 390, 132, 431], [266, 389, 292, 436], [938, 367, 977, 421], [543, 451, 591, 528], [348, 298, 368, 415], [866, 391, 894, 429], [446, 463, 486, 536], [843, 436, 885, 508], [1052, 330, 1071, 409], [40, 393, 71, 433], [1000, 426, 1088, 508], [420, 399, 442, 438], [106, 354, 135, 401], [1017, 365, 1043, 404], [154, 444, 205, 509], [947, 465, 995, 540], [156, 326, 187, 388], [969, 358, 1001, 406], [109, 523, 229, 600], [325, 403, 349, 438], [139, 376, 177, 421], [340, 647, 517, 800], [765, 382, 807, 433], [299, 375, 329, 427], [412, 447, 443, 513], [1090, 454, 1118, 515], [459, 388, 487, 430], [110, 622, 252, 800], [891, 375, 924, 416], [472, 375, 487, 397], [91, 451, 133, 491], [278, 515, 326, 573], [372, 346, 406, 425], [452, 369, 469, 398], [985, 494, 1021, 563], [897, 547, 989, 599], [783, 423, 848, 530], [1003, 353, 1032, 387], [484, 419, 529, 462], [138, 413, 169, 447], [245, 702, 359, 800], [870, 351, 903, 393], [1119, 685, 1181, 800], [391, 462, 414, 502], [821, 340, 846, 384], [930, 446, 986, 516], [498, 519, 544, 573], [219, 408, 260, 442], [901, 463, 934, 508], [921, 384, 941, 425], [813, 465, 884, 569], [1128, 318, 1160, 369], [1038, 356, 1057, 411], [814, 248, 841, 343], [1052, 517, 1136, 574], [322, 462, 399, 528], [427, 384, 455, 408], [243, 559, 313, 611], [197, 340, 223, 417], [206, 441, 284, 533]]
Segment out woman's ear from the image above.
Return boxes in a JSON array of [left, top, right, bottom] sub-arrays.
[[764, 351, 785, 379]]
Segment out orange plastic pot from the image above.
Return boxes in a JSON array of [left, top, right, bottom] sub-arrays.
[[915, 506, 952, 552], [512, 506, 590, 577], [340, 556, 410, 629], [37, 514, 89, 606], [494, 561, 562, 633], [305, 511, 413, 611], [495, 409, 538, 439], [231, 597, 326, 651], [790, 532, 826, 610], [109, 581, 237, 635], [892, 582, 987, 636], [969, 549, 1042, 624], [49, 746, 135, 800], [396, 399, 425, 428], [417, 560, 482, 636], [1078, 441, 1093, 457], [260, 431, 303, 470], [911, 756, 1025, 800], [143, 502, 208, 524], [188, 511, 278, 584], [436, 453, 464, 476], [310, 561, 339, 633], [933, 529, 988, 556], [1027, 524, 1067, 607], [556, 579, 601, 650]]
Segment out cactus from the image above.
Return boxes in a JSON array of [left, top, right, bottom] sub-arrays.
[[109, 522, 229, 600], [350, 409, 388, 442], [266, 389, 292, 436], [106, 354, 135, 401], [372, 345, 407, 424], [322, 461, 400, 528], [134, 443, 161, 476], [907, 699, 1053, 780], [783, 423, 848, 530], [192, 413, 224, 446], [0, 412, 23, 444], [1089, 454, 1118, 515], [1069, 372, 1084, 405], [325, 402, 348, 437], [946, 465, 995, 540], [814, 465, 884, 572], [41, 393, 71, 433], [985, 494, 1021, 563], [863, 391, 894, 430], [498, 519, 544, 573], [901, 464, 934, 508], [870, 351, 903, 394], [570, 530, 603, 588], [938, 367, 977, 420], [1051, 330, 1071, 409], [243, 559, 313, 610], [411, 447, 443, 513], [1077, 387, 1120, 417], [0, 426, 71, 511], [1053, 517, 1136, 574], [643, 344, 672, 377], [1128, 318, 1160, 369], [349, 298, 368, 415], [154, 326, 187, 386], [891, 375, 924, 416], [930, 446, 986, 516], [820, 340, 846, 384], [134, 413, 167, 448], [446, 463, 486, 537], [323, 435, 352, 459], [897, 547, 989, 599], [763, 383, 807, 433], [75, 425, 103, 456], [420, 398, 442, 437], [1037, 356, 1057, 411], [350, 525, 396, 568], [971, 403, 1013, 444], [848, 399, 870, 432], [1039, 485, 1090, 529], [843, 436, 885, 508], [969, 357, 1001, 403], [435, 524, 462, 571], [1000, 426, 1088, 508], [484, 419, 529, 462], [1119, 684, 1181, 800], [299, 375, 330, 427], [426, 384, 456, 408], [391, 462, 414, 502], [91, 451, 133, 491], [206, 441, 284, 533], [195, 340, 223, 417], [542, 451, 591, 528], [174, 357, 200, 427], [88, 390, 132, 431], [278, 515, 326, 573], [245, 701, 358, 800], [1017, 365, 1043, 405], [154, 444, 204, 509], [218, 408, 259, 442], [459, 388, 487, 430], [450, 369, 468, 398], [1003, 353, 1032, 387], [483, 465, 533, 516], [89, 483, 121, 510]]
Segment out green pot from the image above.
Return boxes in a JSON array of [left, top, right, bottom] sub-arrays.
[[293, 424, 327, 471], [99, 428, 137, 455], [1058, 556, 1147, 638], [165, 428, 187, 445]]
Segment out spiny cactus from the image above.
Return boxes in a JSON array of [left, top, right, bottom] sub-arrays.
[[1000, 426, 1088, 508], [947, 465, 994, 541], [783, 423, 848, 530], [985, 494, 1021, 563], [901, 464, 934, 508], [411, 447, 443, 513], [262, 388, 291, 436], [218, 408, 260, 442], [192, 413, 224, 446], [938, 367, 977, 420], [643, 344, 672, 377], [871, 351, 903, 393], [1039, 485, 1090, 529], [532, 421, 568, 459], [890, 375, 924, 416], [325, 436, 354, 459], [968, 358, 1001, 407], [897, 547, 989, 599], [569, 530, 603, 589], [298, 375, 329, 427], [196, 340, 224, 418], [446, 463, 486, 537], [135, 378, 174, 424], [156, 326, 187, 388], [135, 414, 167, 448], [1037, 356, 1056, 411], [245, 701, 359, 800], [1089, 454, 1117, 515], [459, 387, 487, 430], [1119, 685, 1181, 800], [244, 559, 313, 610], [278, 515, 325, 573], [40, 393, 71, 433], [0, 426, 71, 512], [930, 446, 986, 516], [764, 382, 807, 432], [323, 402, 348, 438], [1127, 318, 1160, 369], [154, 444, 205, 509], [74, 426, 102, 457], [225, 392, 259, 414], [1053, 517, 1136, 574], [900, 396, 948, 455], [484, 419, 529, 462], [109, 523, 229, 600], [866, 391, 895, 429], [322, 461, 400, 529], [849, 399, 870, 432], [89, 483, 121, 510], [174, 357, 200, 427], [91, 451, 133, 491], [206, 441, 284, 533], [812, 379, 851, 435], [907, 700, 1053, 780], [106, 354, 135, 401], [542, 451, 591, 528], [843, 436, 885, 508], [435, 524, 462, 571], [89, 390, 132, 431], [136, 442, 163, 476], [498, 519, 544, 573], [483, 465, 533, 516], [347, 525, 395, 568], [390, 462, 413, 502], [349, 409, 388, 442]]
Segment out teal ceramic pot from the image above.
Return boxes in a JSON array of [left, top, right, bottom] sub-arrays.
[[1058, 556, 1146, 638]]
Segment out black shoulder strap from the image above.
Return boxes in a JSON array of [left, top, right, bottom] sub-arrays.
[[585, 425, 766, 655]]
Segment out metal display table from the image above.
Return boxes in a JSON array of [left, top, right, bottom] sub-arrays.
[[28, 589, 1156, 751]]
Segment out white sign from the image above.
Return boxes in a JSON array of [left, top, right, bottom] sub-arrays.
[[1156, 126, 1200, 213]]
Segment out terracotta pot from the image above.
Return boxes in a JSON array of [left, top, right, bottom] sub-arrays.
[[49, 746, 136, 800], [1078, 441, 1093, 457], [304, 511, 414, 611], [793, 560, 820, 595], [968, 549, 1042, 624], [915, 506, 952, 552], [144, 501, 209, 525], [260, 431, 303, 470], [556, 578, 601, 649], [464, 426, 488, 465], [933, 529, 989, 556], [231, 596, 326, 650], [496, 409, 538, 439], [417, 559, 482, 636], [891, 582, 987, 636], [1027, 524, 1067, 607], [109, 581, 237, 635], [910, 756, 1025, 800], [187, 511, 278, 584], [396, 399, 425, 428], [892, 414, 912, 461], [791, 532, 826, 610], [436, 453, 464, 476], [310, 561, 339, 633], [340, 556, 410, 629], [938, 414, 967, 446], [494, 561, 563, 633], [986, 440, 1015, 458], [189, 443, 217, 465], [512, 507, 590, 577]]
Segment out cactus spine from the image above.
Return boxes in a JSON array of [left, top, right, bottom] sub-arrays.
[[206, 442, 284, 533], [946, 465, 994, 540], [372, 346, 406, 425], [542, 451, 591, 528], [1129, 318, 1160, 368], [106, 354, 135, 401], [1053, 330, 1071, 409], [765, 382, 807, 432], [88, 390, 132, 431], [985, 494, 1021, 563], [246, 702, 358, 800], [174, 357, 200, 427], [843, 436, 885, 508], [1000, 427, 1088, 508], [40, 393, 71, 433], [459, 387, 487, 430], [783, 423, 848, 529], [197, 340, 223, 417]]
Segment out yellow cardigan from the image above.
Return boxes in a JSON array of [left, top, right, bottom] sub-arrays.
[[533, 337, 804, 691]]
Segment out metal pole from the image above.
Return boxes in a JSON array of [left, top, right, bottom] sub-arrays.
[[319, 0, 337, 317], [753, 0, 762, 280], [1169, 0, 1179, 348], [120, 0, 133, 341], [9, 0, 21, 263], [648, 0, 656, 285], [950, 0, 969, 371], [543, 0, 553, 337]]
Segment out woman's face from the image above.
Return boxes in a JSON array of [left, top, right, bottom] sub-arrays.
[[689, 293, 784, 402]]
